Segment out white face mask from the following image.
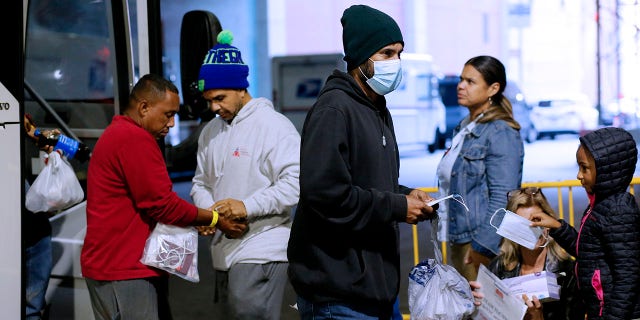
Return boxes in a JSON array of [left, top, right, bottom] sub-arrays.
[[490, 208, 548, 250], [360, 58, 403, 95]]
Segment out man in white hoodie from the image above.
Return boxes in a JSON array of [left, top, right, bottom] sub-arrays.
[[190, 30, 301, 320]]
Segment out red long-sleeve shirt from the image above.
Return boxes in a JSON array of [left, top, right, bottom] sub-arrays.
[[81, 115, 197, 280]]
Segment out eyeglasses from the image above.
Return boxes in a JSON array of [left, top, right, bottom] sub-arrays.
[[507, 187, 541, 199]]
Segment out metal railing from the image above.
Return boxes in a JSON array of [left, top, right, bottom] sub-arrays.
[[412, 177, 640, 266], [402, 177, 640, 320]]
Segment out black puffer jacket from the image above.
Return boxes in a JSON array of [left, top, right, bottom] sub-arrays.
[[551, 127, 640, 319]]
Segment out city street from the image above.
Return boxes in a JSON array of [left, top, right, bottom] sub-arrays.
[[398, 134, 583, 189]]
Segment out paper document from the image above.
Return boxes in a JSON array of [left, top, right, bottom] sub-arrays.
[[501, 271, 560, 302], [473, 264, 527, 320]]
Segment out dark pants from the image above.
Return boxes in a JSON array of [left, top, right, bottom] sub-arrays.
[[86, 277, 172, 320], [213, 262, 291, 320], [25, 235, 52, 320]]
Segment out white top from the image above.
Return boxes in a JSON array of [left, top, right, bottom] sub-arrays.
[[435, 115, 480, 241], [190, 97, 301, 270]]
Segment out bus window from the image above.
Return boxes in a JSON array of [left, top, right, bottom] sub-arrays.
[[26, 0, 112, 101], [24, 0, 143, 142]]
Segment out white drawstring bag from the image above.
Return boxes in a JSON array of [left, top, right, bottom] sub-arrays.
[[26, 151, 84, 213], [140, 223, 200, 282], [408, 219, 475, 320]]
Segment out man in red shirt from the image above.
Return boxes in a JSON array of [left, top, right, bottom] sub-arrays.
[[81, 73, 247, 320]]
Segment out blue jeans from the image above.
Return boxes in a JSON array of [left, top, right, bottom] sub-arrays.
[[296, 296, 394, 320], [392, 297, 402, 320], [25, 235, 52, 320]]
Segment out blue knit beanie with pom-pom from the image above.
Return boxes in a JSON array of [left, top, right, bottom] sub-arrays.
[[198, 30, 249, 91]]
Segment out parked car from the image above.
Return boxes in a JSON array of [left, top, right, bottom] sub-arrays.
[[601, 97, 640, 129], [385, 53, 447, 154], [505, 81, 537, 143], [438, 75, 536, 144], [438, 75, 465, 143], [529, 93, 599, 139]]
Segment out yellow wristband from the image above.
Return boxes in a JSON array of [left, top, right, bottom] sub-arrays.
[[209, 209, 219, 227]]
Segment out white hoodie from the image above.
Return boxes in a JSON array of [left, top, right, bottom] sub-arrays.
[[190, 97, 300, 270]]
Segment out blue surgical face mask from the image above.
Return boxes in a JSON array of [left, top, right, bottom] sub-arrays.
[[359, 58, 403, 95]]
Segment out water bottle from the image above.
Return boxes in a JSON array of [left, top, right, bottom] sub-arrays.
[[34, 128, 91, 162]]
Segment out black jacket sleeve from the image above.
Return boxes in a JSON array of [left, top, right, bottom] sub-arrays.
[[549, 219, 579, 257], [598, 194, 640, 319]]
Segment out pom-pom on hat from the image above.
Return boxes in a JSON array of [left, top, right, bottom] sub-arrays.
[[198, 30, 249, 92], [341, 5, 404, 71]]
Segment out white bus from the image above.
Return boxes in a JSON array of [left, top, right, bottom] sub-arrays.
[[5, 1, 227, 318]]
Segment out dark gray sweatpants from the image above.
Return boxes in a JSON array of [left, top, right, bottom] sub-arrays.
[[85, 277, 172, 320], [213, 262, 296, 320]]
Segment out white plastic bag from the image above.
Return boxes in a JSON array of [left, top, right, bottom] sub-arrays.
[[25, 151, 84, 213], [408, 219, 475, 320], [140, 223, 200, 282]]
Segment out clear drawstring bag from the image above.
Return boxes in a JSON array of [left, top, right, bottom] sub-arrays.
[[25, 151, 84, 213], [140, 223, 200, 282], [408, 218, 475, 320]]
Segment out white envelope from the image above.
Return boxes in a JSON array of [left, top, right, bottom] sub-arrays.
[[501, 271, 560, 302], [474, 265, 527, 320]]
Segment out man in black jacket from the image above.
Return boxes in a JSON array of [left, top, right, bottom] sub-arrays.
[[287, 4, 437, 319]]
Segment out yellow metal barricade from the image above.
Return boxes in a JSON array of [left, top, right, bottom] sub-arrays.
[[413, 177, 640, 267], [403, 177, 640, 319]]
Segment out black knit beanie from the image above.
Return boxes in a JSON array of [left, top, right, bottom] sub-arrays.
[[341, 5, 404, 71]]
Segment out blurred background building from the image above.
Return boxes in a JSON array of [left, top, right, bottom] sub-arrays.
[[163, 0, 640, 132]]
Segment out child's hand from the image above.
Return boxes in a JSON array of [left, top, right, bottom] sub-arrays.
[[529, 211, 561, 229]]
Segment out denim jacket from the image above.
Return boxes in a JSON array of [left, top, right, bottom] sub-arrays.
[[447, 119, 524, 257]]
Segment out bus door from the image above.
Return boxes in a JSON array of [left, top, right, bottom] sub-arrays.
[[21, 0, 221, 318], [22, 0, 148, 318]]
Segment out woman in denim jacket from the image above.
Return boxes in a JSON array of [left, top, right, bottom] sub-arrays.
[[436, 55, 524, 281]]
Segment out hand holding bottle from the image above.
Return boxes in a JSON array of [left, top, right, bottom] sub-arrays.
[[24, 114, 91, 162], [24, 114, 53, 153]]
